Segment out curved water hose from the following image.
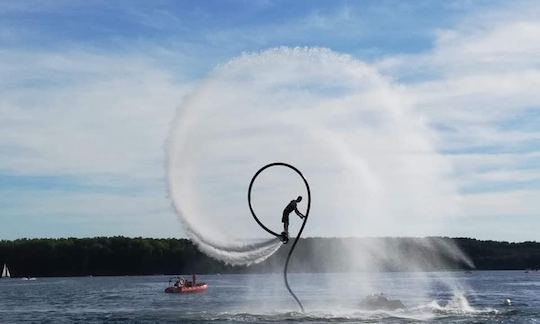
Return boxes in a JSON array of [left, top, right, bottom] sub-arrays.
[[248, 162, 311, 313]]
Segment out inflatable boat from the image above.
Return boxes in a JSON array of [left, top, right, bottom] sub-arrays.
[[165, 283, 208, 293]]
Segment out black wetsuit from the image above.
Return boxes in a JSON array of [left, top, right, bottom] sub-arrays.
[[282, 200, 298, 225]]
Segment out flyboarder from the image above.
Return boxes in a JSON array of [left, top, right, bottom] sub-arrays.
[[281, 196, 305, 243]]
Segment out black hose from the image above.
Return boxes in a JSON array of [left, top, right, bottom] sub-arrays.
[[248, 162, 311, 313]]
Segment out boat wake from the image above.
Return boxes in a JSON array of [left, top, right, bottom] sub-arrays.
[[189, 294, 507, 323], [194, 304, 510, 323], [413, 294, 500, 316], [194, 307, 508, 323]]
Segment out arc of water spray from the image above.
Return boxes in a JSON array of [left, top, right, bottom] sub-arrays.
[[248, 162, 311, 313]]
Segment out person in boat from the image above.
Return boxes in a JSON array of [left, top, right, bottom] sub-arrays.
[[174, 277, 185, 288], [281, 196, 305, 240]]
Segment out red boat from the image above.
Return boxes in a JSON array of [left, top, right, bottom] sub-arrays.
[[165, 275, 207, 294], [165, 283, 208, 293]]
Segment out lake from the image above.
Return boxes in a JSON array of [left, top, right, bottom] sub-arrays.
[[0, 271, 538, 323]]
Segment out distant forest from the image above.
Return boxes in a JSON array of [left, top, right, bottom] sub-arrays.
[[1, 237, 539, 277]]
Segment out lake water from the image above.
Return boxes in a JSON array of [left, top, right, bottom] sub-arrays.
[[0, 271, 538, 323]]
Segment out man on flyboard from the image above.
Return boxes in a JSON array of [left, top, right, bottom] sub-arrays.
[[281, 196, 305, 243]]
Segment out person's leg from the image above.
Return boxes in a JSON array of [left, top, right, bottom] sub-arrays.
[[284, 222, 289, 235]]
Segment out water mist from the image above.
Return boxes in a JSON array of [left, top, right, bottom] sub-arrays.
[[167, 47, 473, 315]]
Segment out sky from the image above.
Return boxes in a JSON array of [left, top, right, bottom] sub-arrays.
[[1, 0, 540, 241]]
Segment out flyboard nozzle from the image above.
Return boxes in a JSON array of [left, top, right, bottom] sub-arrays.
[[280, 232, 289, 244]]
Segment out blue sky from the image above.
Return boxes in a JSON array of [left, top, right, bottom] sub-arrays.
[[1, 1, 500, 76], [1, 0, 540, 241]]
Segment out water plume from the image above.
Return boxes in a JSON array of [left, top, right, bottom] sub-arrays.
[[167, 47, 470, 307], [186, 225, 282, 265]]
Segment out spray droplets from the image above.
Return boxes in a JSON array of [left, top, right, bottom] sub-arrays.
[[167, 47, 463, 272]]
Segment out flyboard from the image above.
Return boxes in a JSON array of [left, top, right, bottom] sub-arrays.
[[248, 162, 311, 313]]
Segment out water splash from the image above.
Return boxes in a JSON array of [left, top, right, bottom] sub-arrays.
[[167, 47, 470, 298], [186, 226, 282, 265]]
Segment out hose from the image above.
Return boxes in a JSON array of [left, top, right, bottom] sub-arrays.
[[248, 162, 311, 313]]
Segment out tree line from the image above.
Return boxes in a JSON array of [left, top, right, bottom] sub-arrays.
[[0, 236, 539, 277]]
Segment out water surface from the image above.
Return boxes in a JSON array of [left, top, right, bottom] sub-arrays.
[[0, 271, 538, 323]]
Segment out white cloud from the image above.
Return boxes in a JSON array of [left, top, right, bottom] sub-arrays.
[[374, 1, 540, 240], [461, 189, 540, 217], [0, 188, 181, 239], [454, 168, 540, 195], [447, 151, 540, 173], [0, 49, 190, 237], [0, 50, 189, 177], [3, 1, 540, 242]]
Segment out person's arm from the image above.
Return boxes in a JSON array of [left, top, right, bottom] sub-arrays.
[[295, 208, 305, 219]]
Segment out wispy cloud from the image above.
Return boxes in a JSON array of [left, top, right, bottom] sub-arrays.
[[375, 1, 540, 235], [0, 50, 189, 176], [2, 1, 540, 241], [0, 48, 189, 238]]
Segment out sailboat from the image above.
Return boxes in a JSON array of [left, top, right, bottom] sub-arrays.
[[1, 263, 10, 278]]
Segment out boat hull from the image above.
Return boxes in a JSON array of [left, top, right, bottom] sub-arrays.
[[165, 283, 208, 294]]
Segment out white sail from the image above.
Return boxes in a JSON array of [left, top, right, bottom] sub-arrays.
[[1, 263, 10, 278]]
